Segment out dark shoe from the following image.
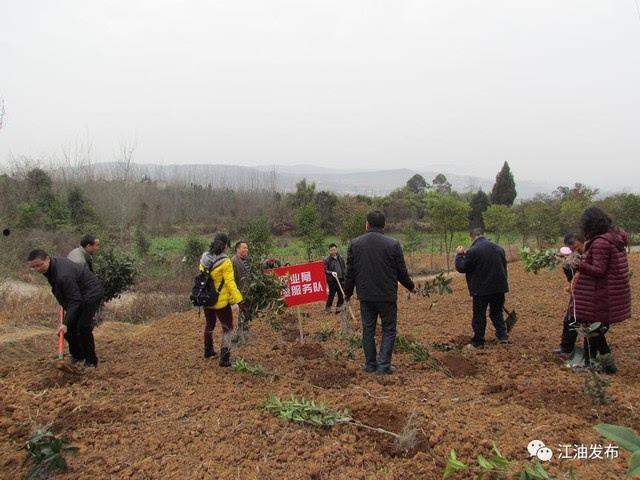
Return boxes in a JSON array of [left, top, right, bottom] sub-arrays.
[[499, 338, 509, 345], [204, 350, 218, 359], [597, 353, 618, 374], [376, 366, 396, 375], [219, 348, 231, 367], [363, 365, 377, 373], [552, 348, 564, 355]]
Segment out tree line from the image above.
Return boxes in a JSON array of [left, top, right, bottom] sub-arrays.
[[1, 161, 639, 269]]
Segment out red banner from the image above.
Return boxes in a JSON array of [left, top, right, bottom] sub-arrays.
[[270, 261, 328, 307]]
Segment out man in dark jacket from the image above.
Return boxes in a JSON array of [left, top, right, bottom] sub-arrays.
[[27, 250, 104, 367], [344, 211, 415, 374], [455, 228, 509, 348], [232, 241, 252, 332], [67, 234, 100, 272], [324, 243, 346, 314]]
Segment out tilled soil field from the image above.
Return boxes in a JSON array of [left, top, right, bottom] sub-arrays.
[[1, 257, 639, 479]]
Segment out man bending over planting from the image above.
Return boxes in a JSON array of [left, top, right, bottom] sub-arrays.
[[344, 210, 415, 374], [27, 249, 104, 369], [455, 228, 509, 349]]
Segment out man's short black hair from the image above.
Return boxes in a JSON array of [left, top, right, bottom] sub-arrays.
[[366, 210, 385, 229], [328, 243, 337, 249], [234, 240, 247, 252], [470, 227, 484, 238], [27, 249, 49, 261], [563, 232, 584, 245], [80, 234, 98, 248]]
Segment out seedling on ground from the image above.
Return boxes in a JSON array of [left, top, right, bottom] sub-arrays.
[[442, 443, 575, 479], [232, 358, 266, 376], [594, 423, 640, 477], [410, 272, 454, 303], [23, 426, 78, 480], [395, 335, 452, 377], [260, 394, 422, 452]]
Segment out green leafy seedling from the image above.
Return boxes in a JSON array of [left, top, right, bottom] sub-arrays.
[[594, 423, 640, 477]]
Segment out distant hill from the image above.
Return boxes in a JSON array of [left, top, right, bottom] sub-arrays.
[[86, 162, 557, 199]]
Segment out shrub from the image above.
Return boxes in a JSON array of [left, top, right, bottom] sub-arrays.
[[95, 249, 138, 303]]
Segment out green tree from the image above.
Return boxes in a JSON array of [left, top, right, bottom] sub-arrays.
[[295, 204, 324, 262], [314, 190, 338, 234], [134, 224, 150, 257], [337, 196, 369, 244], [469, 190, 490, 230], [289, 178, 316, 208], [483, 204, 517, 244], [522, 198, 560, 248], [490, 161, 517, 206], [183, 234, 206, 266], [427, 194, 469, 271], [559, 198, 589, 234], [554, 183, 599, 203], [67, 186, 99, 230], [603, 194, 640, 247], [247, 214, 274, 260], [402, 227, 422, 255], [95, 249, 138, 303], [406, 174, 428, 195], [432, 174, 452, 194]]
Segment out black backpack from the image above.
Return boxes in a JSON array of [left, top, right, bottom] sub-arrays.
[[190, 269, 225, 307]]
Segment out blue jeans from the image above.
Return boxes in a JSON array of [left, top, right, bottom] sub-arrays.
[[360, 301, 397, 371]]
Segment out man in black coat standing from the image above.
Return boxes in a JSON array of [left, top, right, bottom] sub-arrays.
[[324, 243, 346, 314], [344, 211, 415, 374], [455, 228, 509, 348], [27, 249, 104, 368]]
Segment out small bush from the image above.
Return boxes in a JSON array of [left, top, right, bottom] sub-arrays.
[[95, 249, 138, 303]]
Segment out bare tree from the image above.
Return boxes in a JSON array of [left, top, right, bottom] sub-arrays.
[[116, 136, 137, 241]]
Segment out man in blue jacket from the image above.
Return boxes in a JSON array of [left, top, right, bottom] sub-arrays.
[[344, 211, 415, 374], [455, 228, 509, 348]]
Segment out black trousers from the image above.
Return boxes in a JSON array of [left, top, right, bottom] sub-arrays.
[[584, 324, 611, 362], [471, 293, 508, 346], [560, 313, 578, 353], [360, 301, 397, 371], [325, 278, 344, 309], [65, 300, 101, 367]]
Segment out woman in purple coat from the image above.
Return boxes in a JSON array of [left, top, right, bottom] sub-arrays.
[[572, 207, 631, 373]]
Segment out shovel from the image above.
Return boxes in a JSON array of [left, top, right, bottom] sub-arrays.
[[504, 307, 518, 333], [330, 272, 357, 328]]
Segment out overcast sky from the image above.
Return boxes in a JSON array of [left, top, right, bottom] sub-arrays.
[[1, 1, 639, 191]]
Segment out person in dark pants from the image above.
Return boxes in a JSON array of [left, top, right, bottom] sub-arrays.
[[344, 211, 415, 374], [571, 207, 631, 373], [553, 233, 585, 355], [455, 228, 509, 349], [27, 250, 104, 368], [199, 233, 244, 367], [324, 243, 346, 314]]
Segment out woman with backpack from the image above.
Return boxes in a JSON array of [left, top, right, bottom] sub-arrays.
[[199, 233, 243, 367]]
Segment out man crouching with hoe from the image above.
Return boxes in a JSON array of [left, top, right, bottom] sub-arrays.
[[27, 249, 104, 371]]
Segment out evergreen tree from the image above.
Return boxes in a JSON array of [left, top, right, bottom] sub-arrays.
[[406, 174, 428, 195], [469, 189, 490, 229], [490, 162, 517, 206], [432, 174, 452, 194]]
